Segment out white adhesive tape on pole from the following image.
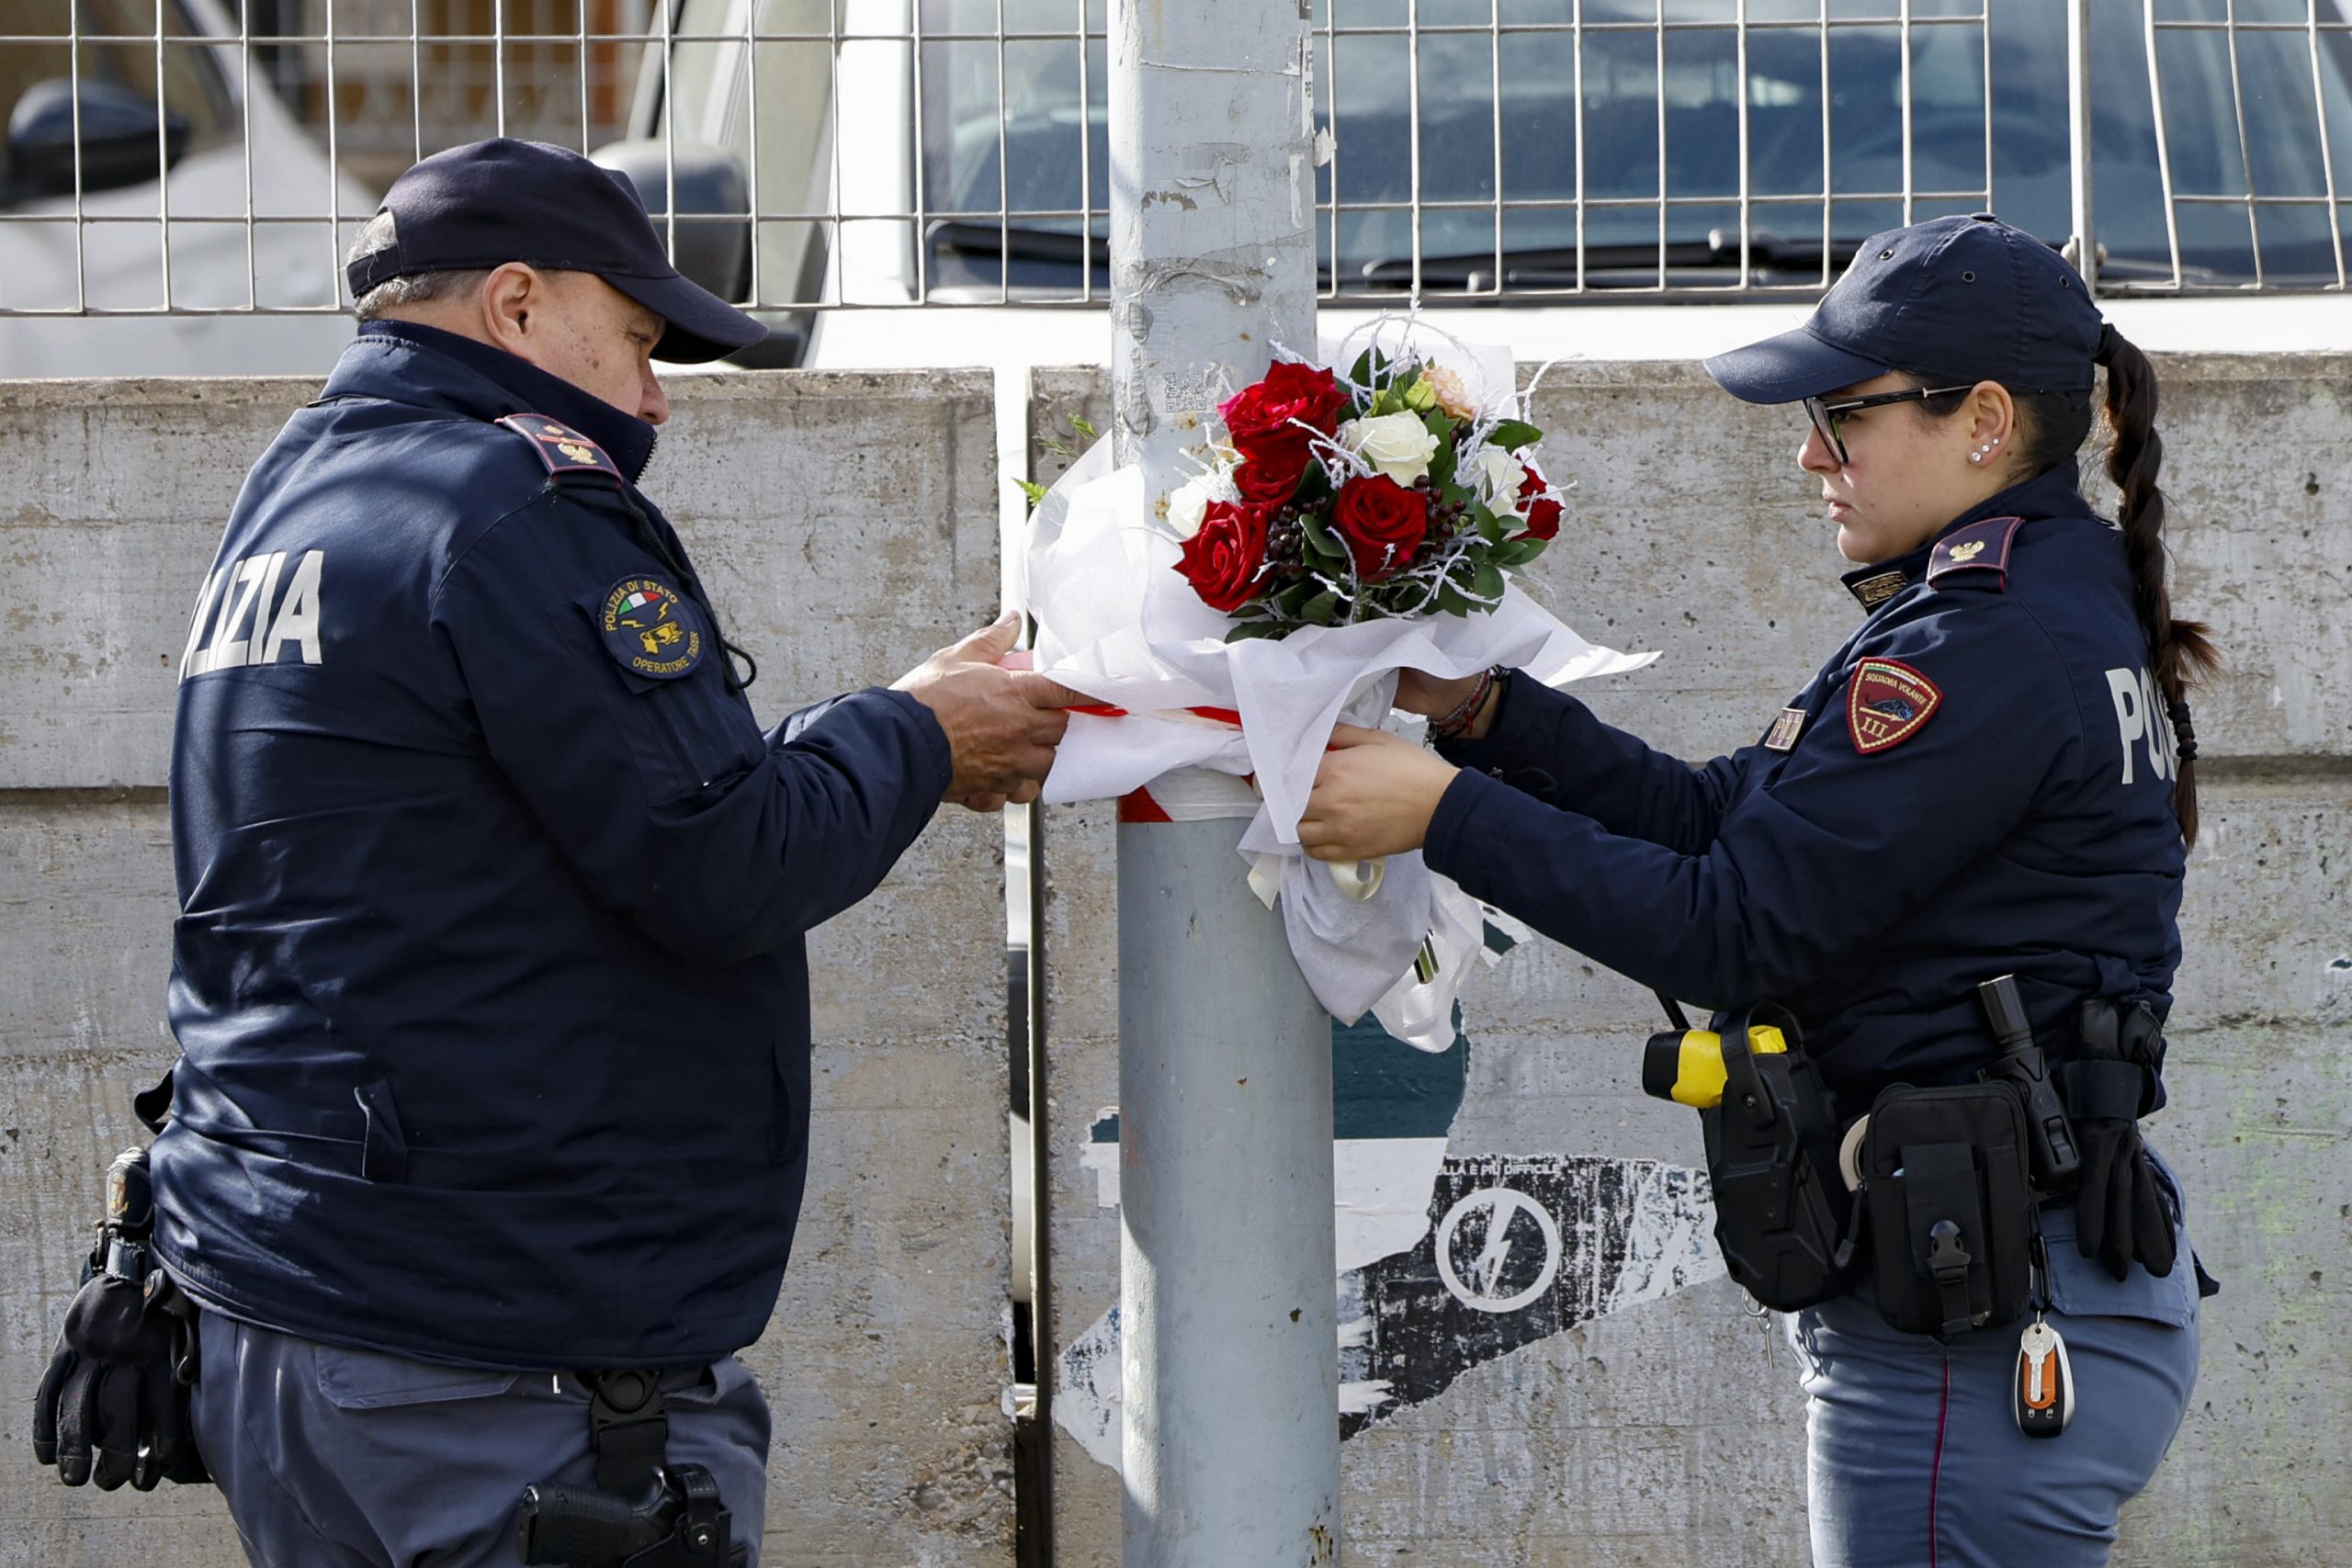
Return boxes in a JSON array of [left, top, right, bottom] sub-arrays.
[[1130, 766, 1261, 821], [1137, 770, 1387, 910]]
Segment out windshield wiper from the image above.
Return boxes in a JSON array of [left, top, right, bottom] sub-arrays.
[[929, 219, 1939, 292], [1353, 231, 1865, 290], [930, 220, 1107, 268]]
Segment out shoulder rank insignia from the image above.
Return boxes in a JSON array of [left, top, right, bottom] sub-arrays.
[[1762, 706, 1808, 752], [1847, 658, 1942, 755], [1927, 515, 2025, 591], [496, 412, 624, 485], [598, 576, 707, 681]]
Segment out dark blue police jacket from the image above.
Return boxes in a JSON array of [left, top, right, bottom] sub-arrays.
[[1430, 461, 2185, 1116], [152, 321, 950, 1370]]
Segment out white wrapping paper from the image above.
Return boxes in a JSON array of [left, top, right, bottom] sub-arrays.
[[1023, 418, 1654, 1051]]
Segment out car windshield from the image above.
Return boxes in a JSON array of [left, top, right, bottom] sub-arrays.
[[918, 0, 2352, 292]]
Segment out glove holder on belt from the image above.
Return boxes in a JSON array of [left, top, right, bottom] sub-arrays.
[[31, 1122, 212, 1494]]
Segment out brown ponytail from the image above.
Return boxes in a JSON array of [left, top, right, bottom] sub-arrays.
[[2097, 324, 2221, 846]]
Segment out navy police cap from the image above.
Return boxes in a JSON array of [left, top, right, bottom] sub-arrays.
[[345, 138, 766, 364], [1705, 213, 2102, 404]]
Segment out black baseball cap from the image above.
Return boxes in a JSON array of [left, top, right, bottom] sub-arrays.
[[1704, 212, 2102, 404], [345, 138, 766, 364]]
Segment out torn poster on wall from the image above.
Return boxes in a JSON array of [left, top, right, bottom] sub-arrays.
[[1057, 1011, 1724, 1466]]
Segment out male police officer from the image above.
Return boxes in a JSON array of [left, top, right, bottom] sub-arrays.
[[53, 139, 1071, 1564]]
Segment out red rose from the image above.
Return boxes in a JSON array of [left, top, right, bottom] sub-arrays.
[[1174, 500, 1271, 615], [1219, 362, 1348, 491], [1232, 454, 1308, 505], [1329, 474, 1429, 581], [1516, 463, 1563, 541]]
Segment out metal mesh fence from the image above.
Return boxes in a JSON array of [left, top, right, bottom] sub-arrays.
[[267, 2, 644, 191], [0, 0, 2344, 322]]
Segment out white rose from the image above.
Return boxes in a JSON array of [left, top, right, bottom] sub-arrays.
[[1340, 411, 1440, 486], [1474, 446, 1528, 513], [1166, 477, 1215, 539]]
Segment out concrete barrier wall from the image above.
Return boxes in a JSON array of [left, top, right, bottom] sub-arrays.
[[1032, 355, 2352, 1566], [0, 374, 1015, 1566], [4, 355, 2344, 1567]]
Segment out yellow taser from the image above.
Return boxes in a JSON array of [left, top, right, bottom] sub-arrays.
[[1641, 1025, 1790, 1109]]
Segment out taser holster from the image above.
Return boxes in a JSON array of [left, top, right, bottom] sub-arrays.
[[1696, 1004, 1856, 1311]]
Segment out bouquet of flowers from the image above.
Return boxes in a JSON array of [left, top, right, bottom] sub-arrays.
[[1170, 348, 1563, 640], [1019, 324, 1650, 1051]]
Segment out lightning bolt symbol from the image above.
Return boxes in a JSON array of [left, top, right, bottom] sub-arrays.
[[1471, 1201, 1518, 1297]]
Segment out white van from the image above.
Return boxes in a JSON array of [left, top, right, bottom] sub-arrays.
[[0, 0, 371, 377]]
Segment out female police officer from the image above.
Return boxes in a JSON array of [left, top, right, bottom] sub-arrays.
[[1296, 213, 2211, 1566]]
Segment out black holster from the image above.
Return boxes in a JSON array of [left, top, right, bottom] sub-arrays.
[[1698, 1004, 1857, 1311], [513, 1370, 744, 1568], [1860, 1081, 2037, 1337]]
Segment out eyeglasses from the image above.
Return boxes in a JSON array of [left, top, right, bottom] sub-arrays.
[[1803, 385, 1976, 467]]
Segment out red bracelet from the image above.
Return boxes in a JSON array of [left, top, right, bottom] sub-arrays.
[[1430, 667, 1499, 739]]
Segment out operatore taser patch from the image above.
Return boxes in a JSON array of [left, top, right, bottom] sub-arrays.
[[1846, 658, 1943, 754], [599, 576, 706, 680]]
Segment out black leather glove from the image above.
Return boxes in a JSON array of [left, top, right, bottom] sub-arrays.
[[32, 1253, 209, 1490], [2073, 1116, 2177, 1282], [2068, 999, 2177, 1283]]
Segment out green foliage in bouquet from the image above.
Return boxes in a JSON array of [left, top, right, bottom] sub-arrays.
[[1177, 349, 1565, 643]]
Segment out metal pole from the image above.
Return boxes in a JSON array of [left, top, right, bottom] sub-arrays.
[[2066, 0, 2098, 289], [1106, 3, 1339, 1564]]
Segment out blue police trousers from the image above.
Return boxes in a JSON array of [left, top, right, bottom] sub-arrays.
[[189, 1310, 772, 1568], [1787, 1195, 2200, 1567]]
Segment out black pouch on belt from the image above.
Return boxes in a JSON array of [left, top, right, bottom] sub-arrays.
[[1860, 1082, 2036, 1337]]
